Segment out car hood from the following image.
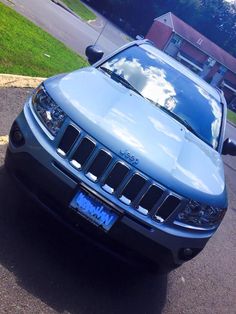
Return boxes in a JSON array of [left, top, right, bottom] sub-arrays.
[[45, 68, 227, 206]]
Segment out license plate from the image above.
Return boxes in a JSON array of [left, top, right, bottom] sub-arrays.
[[70, 188, 118, 231]]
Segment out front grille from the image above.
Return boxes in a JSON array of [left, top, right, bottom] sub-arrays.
[[120, 174, 146, 205], [103, 162, 130, 193], [156, 195, 181, 221], [57, 124, 181, 222], [86, 149, 112, 181], [71, 137, 95, 169], [57, 125, 80, 156], [138, 185, 164, 215]]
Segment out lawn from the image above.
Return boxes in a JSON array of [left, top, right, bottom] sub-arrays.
[[0, 2, 87, 77], [227, 109, 236, 125], [60, 0, 96, 21]]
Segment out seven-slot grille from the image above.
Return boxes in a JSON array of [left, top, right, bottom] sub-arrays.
[[57, 125, 181, 221]]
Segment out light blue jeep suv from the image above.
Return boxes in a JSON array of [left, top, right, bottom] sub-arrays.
[[5, 40, 236, 270]]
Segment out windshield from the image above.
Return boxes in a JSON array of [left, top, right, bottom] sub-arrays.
[[99, 44, 223, 149]]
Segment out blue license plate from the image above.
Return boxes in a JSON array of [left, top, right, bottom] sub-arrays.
[[70, 188, 118, 231]]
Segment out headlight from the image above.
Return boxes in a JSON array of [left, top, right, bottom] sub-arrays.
[[176, 200, 226, 229], [32, 85, 67, 136]]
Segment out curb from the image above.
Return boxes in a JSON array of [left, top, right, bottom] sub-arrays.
[[227, 120, 236, 128], [51, 0, 81, 20], [50, 0, 101, 31], [0, 74, 46, 88]]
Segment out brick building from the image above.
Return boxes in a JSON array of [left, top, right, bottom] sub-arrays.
[[146, 12, 236, 110]]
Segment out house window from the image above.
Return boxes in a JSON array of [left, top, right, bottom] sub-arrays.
[[170, 35, 182, 47], [218, 66, 227, 75], [206, 57, 216, 67]]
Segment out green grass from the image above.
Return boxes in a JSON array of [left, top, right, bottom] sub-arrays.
[[227, 109, 236, 125], [0, 2, 87, 77], [61, 0, 96, 21]]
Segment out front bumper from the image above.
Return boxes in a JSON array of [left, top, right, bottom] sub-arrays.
[[5, 100, 215, 268]]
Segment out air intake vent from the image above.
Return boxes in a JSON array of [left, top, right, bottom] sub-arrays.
[[86, 150, 112, 182], [120, 174, 146, 205], [57, 125, 80, 156], [156, 195, 180, 220], [103, 162, 129, 194], [71, 137, 95, 169]]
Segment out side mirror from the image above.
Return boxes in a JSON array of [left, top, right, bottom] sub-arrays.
[[222, 138, 236, 156], [85, 45, 104, 65]]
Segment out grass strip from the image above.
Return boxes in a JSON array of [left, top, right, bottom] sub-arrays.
[[0, 2, 87, 77], [60, 0, 96, 20], [227, 109, 236, 125]]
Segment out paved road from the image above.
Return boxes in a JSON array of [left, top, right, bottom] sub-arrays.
[[1, 0, 129, 56], [0, 87, 235, 313]]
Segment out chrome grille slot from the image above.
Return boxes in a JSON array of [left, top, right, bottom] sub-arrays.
[[86, 150, 112, 182], [57, 125, 80, 156], [120, 174, 146, 205], [137, 185, 164, 215], [71, 137, 95, 169], [102, 162, 129, 194], [155, 195, 180, 221]]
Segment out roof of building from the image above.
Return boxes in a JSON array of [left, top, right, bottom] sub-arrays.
[[155, 12, 236, 74]]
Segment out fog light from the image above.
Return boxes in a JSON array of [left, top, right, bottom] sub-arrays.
[[183, 248, 193, 258], [10, 122, 25, 147], [179, 248, 201, 261], [13, 130, 23, 143]]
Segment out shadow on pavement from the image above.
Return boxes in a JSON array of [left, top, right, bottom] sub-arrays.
[[0, 166, 167, 314]]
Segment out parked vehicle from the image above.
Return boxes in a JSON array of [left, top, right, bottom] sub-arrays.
[[5, 39, 236, 270]]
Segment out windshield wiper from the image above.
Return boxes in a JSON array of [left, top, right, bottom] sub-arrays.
[[100, 66, 143, 98], [148, 100, 201, 138], [162, 107, 200, 137]]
